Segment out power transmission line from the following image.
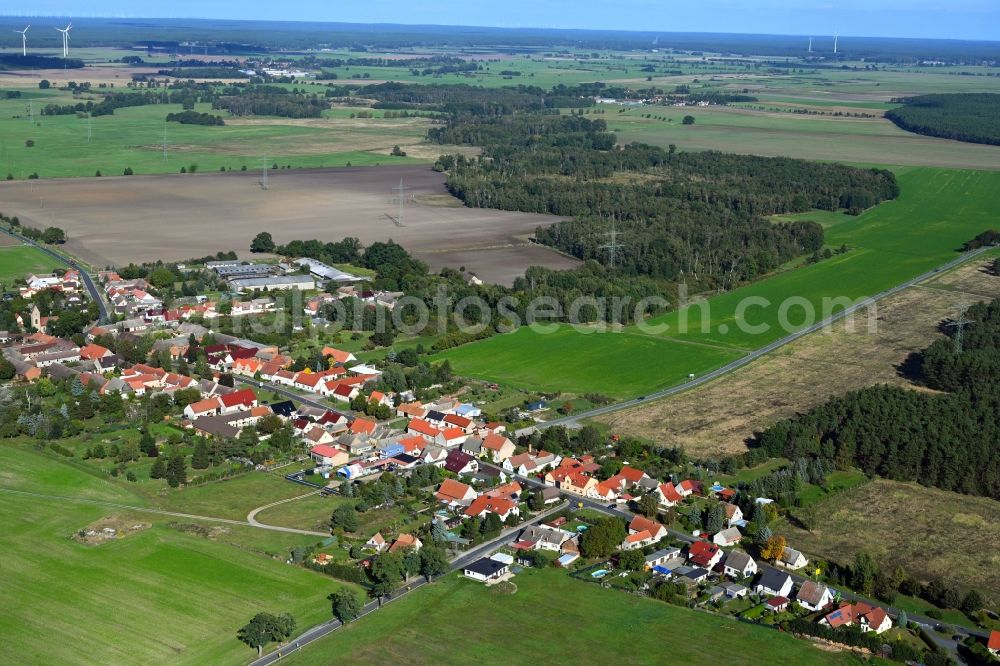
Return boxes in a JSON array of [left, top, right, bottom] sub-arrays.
[[259, 157, 269, 190], [946, 302, 973, 353], [389, 178, 408, 227], [599, 218, 626, 269]]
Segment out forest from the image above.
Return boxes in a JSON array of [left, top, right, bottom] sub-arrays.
[[754, 298, 1000, 500], [429, 111, 897, 288], [885, 93, 1000, 146], [213, 85, 327, 118], [165, 110, 225, 126]]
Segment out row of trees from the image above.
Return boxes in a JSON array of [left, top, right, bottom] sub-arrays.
[[165, 110, 225, 126]]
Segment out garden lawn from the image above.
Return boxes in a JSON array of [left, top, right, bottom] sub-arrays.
[[285, 568, 864, 666], [438, 168, 1000, 396], [0, 244, 63, 283]]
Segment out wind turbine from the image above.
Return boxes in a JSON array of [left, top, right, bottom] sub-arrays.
[[55, 23, 72, 58], [808, 36, 812, 53], [14, 25, 29, 57], [833, 31, 839, 55]]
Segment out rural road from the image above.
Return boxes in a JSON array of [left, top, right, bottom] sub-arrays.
[[0, 487, 329, 537], [0, 226, 110, 322], [248, 503, 568, 665], [539, 245, 994, 429], [237, 378, 336, 413]]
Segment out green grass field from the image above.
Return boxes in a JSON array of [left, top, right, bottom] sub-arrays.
[[0, 444, 356, 665], [0, 95, 429, 179], [436, 168, 1000, 396], [609, 104, 1000, 170], [0, 243, 63, 283], [285, 568, 863, 666]]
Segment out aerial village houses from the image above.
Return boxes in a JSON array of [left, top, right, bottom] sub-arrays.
[[435, 479, 478, 508], [796, 581, 834, 612], [622, 515, 667, 551], [821, 602, 893, 634]]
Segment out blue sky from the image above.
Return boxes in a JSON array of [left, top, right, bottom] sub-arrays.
[[5, 0, 999, 41]]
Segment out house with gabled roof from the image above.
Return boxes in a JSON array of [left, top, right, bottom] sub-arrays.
[[321, 347, 356, 365], [365, 533, 386, 552], [723, 551, 757, 579], [220, 388, 257, 414], [444, 449, 479, 475], [723, 503, 744, 527], [485, 481, 522, 502], [387, 533, 422, 554], [464, 496, 519, 522], [688, 540, 723, 568], [656, 482, 684, 507], [420, 445, 448, 467], [407, 418, 441, 441], [677, 479, 699, 496], [184, 397, 223, 419], [396, 402, 427, 419], [349, 417, 377, 436], [779, 546, 809, 570], [443, 413, 474, 433], [821, 602, 892, 634], [516, 525, 576, 553], [713, 527, 742, 547], [79, 343, 112, 361], [481, 433, 515, 463], [438, 427, 469, 448], [306, 428, 337, 448], [310, 443, 347, 466], [444, 449, 478, 475], [796, 581, 834, 612], [756, 569, 795, 598], [621, 515, 666, 551], [435, 479, 478, 508], [987, 630, 1000, 656]]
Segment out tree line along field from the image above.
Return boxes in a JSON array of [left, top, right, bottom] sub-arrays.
[[436, 167, 1000, 397], [0, 443, 358, 665], [286, 568, 863, 666]]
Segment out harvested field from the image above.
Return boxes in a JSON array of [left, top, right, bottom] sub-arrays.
[[0, 165, 575, 285], [778, 479, 1000, 598], [598, 262, 1000, 456]]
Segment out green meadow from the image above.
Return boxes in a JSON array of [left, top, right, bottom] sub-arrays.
[[608, 104, 1000, 170], [286, 568, 863, 666], [437, 168, 1000, 396], [437, 325, 740, 399], [0, 444, 355, 665], [0, 244, 63, 283], [0, 94, 427, 179]]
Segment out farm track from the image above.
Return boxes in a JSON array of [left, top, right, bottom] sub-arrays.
[[0, 487, 330, 536]]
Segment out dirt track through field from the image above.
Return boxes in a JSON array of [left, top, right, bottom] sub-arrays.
[[0, 165, 578, 285]]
